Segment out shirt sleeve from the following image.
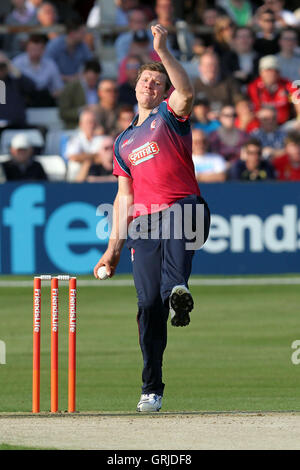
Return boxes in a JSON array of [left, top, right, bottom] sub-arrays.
[[159, 99, 190, 136], [112, 140, 132, 179], [65, 136, 81, 159]]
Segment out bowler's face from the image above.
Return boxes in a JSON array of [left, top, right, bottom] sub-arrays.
[[135, 70, 167, 110]]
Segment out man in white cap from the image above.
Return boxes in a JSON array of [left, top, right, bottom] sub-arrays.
[[1, 133, 47, 181], [247, 54, 295, 125]]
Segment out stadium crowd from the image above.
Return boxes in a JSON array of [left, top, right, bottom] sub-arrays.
[[0, 0, 299, 183]]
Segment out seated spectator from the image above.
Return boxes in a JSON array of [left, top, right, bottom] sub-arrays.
[[0, 51, 36, 130], [118, 31, 158, 85], [113, 104, 135, 138], [209, 104, 248, 162], [192, 128, 227, 182], [234, 95, 260, 133], [228, 137, 276, 181], [12, 34, 64, 107], [115, 8, 150, 64], [115, 0, 141, 27], [253, 8, 280, 56], [191, 97, 221, 135], [272, 130, 300, 180], [276, 27, 300, 82], [4, 0, 38, 57], [75, 135, 115, 182], [202, 8, 221, 29], [247, 55, 295, 125], [90, 79, 119, 136], [222, 26, 259, 86], [251, 105, 286, 159], [193, 52, 241, 114], [44, 19, 93, 83], [262, 0, 298, 28], [59, 59, 102, 129], [212, 15, 236, 60], [150, 0, 194, 61], [1, 132, 47, 181], [5, 0, 37, 25], [216, 0, 253, 26], [36, 2, 60, 41], [118, 55, 142, 107], [181, 35, 213, 80], [65, 108, 104, 163]]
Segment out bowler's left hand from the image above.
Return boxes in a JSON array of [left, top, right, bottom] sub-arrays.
[[151, 24, 168, 55]]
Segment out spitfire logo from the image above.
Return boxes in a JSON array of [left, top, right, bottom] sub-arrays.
[[128, 141, 160, 166]]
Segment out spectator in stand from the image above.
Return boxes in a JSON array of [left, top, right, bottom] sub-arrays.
[[65, 108, 105, 164], [149, 0, 194, 61], [75, 135, 115, 182], [193, 52, 241, 115], [202, 7, 220, 28], [5, 0, 37, 25], [118, 30, 158, 85], [4, 0, 38, 57], [90, 79, 119, 136], [181, 34, 212, 80], [247, 54, 295, 125], [44, 19, 93, 83], [191, 97, 221, 135], [115, 8, 150, 64], [192, 128, 227, 182], [276, 27, 300, 82], [212, 15, 236, 60], [12, 34, 64, 107], [253, 8, 280, 56], [119, 54, 142, 107], [222, 26, 259, 86], [234, 95, 260, 133], [1, 133, 48, 181], [228, 137, 276, 181], [36, 3, 60, 41], [113, 104, 135, 138], [209, 104, 248, 163], [115, 0, 141, 26], [251, 105, 286, 159], [216, 0, 253, 26], [59, 59, 101, 129], [262, 0, 298, 28], [0, 51, 36, 131], [272, 130, 300, 180]]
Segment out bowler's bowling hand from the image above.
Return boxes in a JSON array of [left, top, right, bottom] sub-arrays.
[[151, 24, 168, 55], [93, 249, 120, 279]]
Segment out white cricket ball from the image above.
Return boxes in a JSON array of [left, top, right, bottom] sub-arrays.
[[97, 266, 109, 280]]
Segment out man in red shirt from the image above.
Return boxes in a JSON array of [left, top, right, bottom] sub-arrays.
[[247, 55, 295, 125], [93, 24, 210, 412], [273, 130, 300, 180]]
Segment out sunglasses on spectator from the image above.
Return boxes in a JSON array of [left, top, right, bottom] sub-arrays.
[[103, 145, 113, 150], [262, 18, 275, 23]]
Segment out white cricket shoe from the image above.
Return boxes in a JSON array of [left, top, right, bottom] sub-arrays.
[[169, 285, 194, 327], [136, 393, 162, 412]]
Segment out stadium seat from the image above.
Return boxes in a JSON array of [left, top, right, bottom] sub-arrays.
[[0, 129, 44, 154], [26, 107, 64, 130], [45, 129, 78, 159], [36, 155, 67, 181]]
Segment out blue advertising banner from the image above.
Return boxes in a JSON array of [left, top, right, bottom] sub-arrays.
[[0, 181, 299, 275]]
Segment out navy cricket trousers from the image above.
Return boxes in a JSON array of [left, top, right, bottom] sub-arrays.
[[127, 195, 210, 396]]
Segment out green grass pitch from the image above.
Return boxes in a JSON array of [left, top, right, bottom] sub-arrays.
[[0, 275, 299, 413]]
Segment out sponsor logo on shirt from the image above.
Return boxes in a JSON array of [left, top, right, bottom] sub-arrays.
[[151, 119, 157, 130], [128, 141, 160, 166], [121, 137, 134, 148]]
